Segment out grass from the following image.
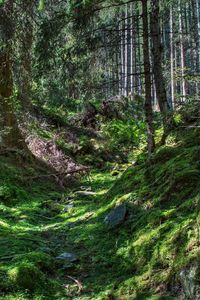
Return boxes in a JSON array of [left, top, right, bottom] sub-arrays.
[[0, 126, 200, 299]]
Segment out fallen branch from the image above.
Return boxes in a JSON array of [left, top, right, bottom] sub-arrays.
[[25, 166, 91, 180], [64, 275, 83, 294]]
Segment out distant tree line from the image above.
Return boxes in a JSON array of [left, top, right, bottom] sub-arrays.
[[0, 0, 199, 156]]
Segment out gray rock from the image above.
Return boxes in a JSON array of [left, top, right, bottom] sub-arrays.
[[170, 262, 200, 299], [104, 203, 127, 229], [39, 246, 52, 254], [56, 252, 78, 262], [75, 191, 96, 197], [179, 263, 200, 299], [63, 203, 74, 212]]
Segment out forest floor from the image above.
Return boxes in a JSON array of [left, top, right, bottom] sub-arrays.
[[0, 114, 200, 300]]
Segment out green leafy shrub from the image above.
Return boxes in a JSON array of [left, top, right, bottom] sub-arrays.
[[102, 120, 145, 147], [179, 98, 200, 124], [0, 184, 27, 205]]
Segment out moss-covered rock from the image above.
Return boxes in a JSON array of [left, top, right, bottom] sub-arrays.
[[22, 251, 55, 274], [8, 261, 46, 291], [0, 268, 10, 292]]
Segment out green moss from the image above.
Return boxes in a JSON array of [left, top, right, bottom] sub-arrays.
[[2, 293, 29, 300], [0, 124, 200, 299], [153, 146, 180, 164], [21, 252, 55, 274], [8, 261, 45, 291]]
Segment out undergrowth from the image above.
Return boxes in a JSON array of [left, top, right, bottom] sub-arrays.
[[0, 124, 200, 299]]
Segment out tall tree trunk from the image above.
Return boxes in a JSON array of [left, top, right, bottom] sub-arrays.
[[130, 2, 134, 96], [124, 4, 128, 97], [196, 0, 200, 97], [137, 3, 142, 95], [18, 0, 34, 111], [178, 0, 187, 102], [196, 0, 200, 72], [0, 0, 28, 150], [116, 26, 120, 96], [142, 0, 155, 156], [170, 6, 175, 108], [120, 17, 125, 95], [150, 0, 173, 142]]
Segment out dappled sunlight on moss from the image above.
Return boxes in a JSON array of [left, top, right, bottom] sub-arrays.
[[0, 125, 200, 299]]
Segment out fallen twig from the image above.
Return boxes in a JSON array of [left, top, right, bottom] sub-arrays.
[[64, 275, 83, 294]]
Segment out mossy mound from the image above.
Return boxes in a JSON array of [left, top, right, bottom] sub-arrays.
[[20, 252, 55, 275], [100, 127, 200, 299], [0, 268, 11, 293], [8, 261, 46, 291]]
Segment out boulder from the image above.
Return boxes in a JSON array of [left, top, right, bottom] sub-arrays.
[[75, 191, 96, 197], [179, 263, 200, 299], [56, 252, 78, 262], [63, 203, 74, 213], [170, 262, 200, 299], [104, 203, 127, 229]]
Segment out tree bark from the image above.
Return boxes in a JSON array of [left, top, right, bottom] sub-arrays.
[[178, 0, 187, 102], [142, 0, 155, 156], [120, 18, 124, 95], [196, 0, 200, 96], [130, 2, 134, 96], [170, 6, 175, 108], [124, 5, 128, 97], [0, 0, 28, 150], [150, 0, 174, 143], [18, 0, 34, 111]]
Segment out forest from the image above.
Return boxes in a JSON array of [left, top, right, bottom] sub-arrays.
[[0, 0, 200, 299]]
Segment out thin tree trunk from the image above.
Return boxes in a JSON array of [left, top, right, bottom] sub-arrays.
[[150, 0, 174, 143], [142, 0, 155, 156], [120, 18, 124, 95], [178, 0, 187, 102], [137, 3, 142, 95], [130, 2, 134, 97], [196, 0, 200, 96], [124, 4, 128, 97], [18, 0, 34, 110], [170, 6, 175, 108]]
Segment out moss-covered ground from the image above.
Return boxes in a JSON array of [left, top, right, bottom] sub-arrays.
[[0, 125, 200, 299]]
